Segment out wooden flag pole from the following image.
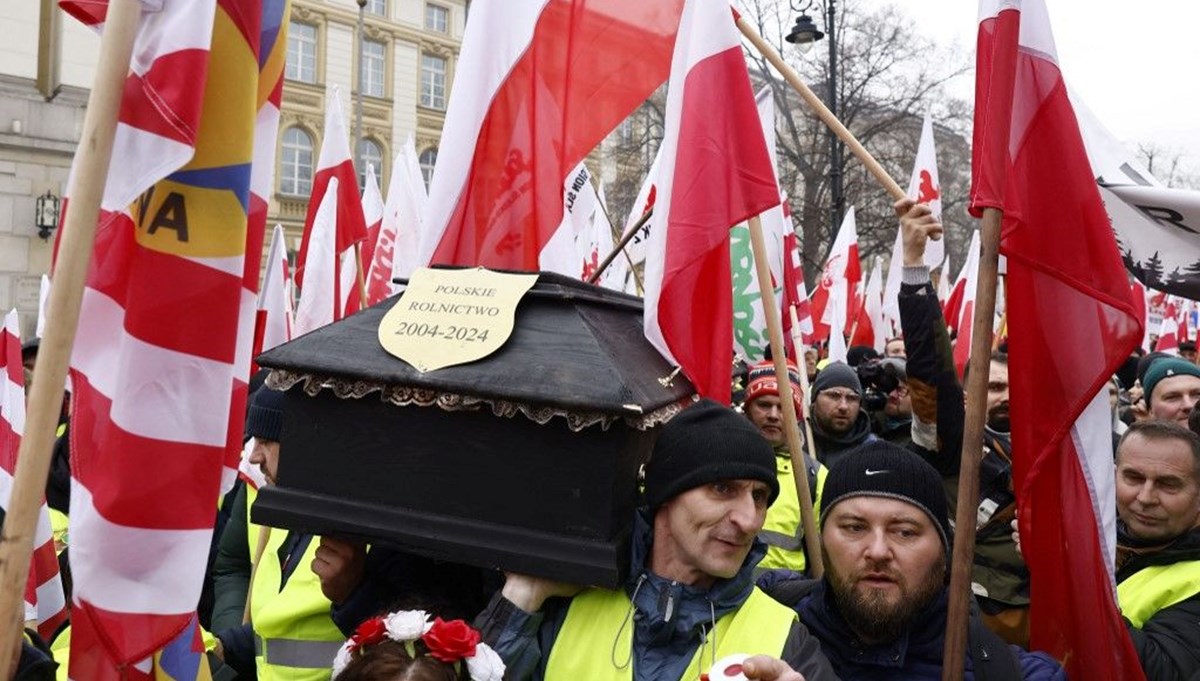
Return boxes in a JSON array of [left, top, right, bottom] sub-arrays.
[[734, 16, 906, 202], [588, 207, 652, 285], [355, 242, 369, 308], [748, 216, 823, 578], [594, 192, 645, 293], [0, 1, 141, 673], [941, 207, 1003, 681]]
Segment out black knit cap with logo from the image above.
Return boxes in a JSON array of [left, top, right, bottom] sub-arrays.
[[819, 440, 952, 553], [643, 398, 779, 511]]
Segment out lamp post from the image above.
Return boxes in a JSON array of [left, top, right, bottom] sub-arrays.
[[786, 0, 843, 238], [354, 0, 367, 182]]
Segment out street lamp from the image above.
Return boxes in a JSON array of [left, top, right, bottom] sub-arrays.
[[786, 0, 843, 237]]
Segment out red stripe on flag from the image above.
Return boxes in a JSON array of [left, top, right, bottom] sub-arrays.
[[71, 378, 226, 530], [119, 49, 211, 147], [296, 160, 366, 287], [70, 602, 191, 677], [430, 0, 681, 269], [87, 213, 243, 364]]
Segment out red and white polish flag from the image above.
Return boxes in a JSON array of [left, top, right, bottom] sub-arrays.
[[642, 0, 780, 403], [344, 162, 386, 314], [420, 0, 682, 271], [254, 224, 294, 360], [808, 208, 862, 343], [781, 226, 815, 345], [851, 256, 887, 353], [0, 311, 66, 641], [295, 85, 367, 288], [951, 230, 981, 378], [295, 177, 341, 337], [883, 110, 944, 328], [971, 1, 1145, 677]]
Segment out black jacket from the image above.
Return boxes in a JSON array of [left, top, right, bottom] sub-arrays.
[[1117, 523, 1200, 681], [810, 410, 876, 470]]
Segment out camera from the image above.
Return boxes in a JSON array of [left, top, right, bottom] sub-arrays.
[[857, 358, 905, 412]]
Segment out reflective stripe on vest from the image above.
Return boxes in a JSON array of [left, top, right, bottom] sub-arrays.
[[543, 586, 795, 681], [1117, 559, 1200, 629], [757, 457, 827, 572], [246, 486, 344, 680]]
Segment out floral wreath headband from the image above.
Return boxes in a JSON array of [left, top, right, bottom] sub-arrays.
[[332, 609, 505, 681]]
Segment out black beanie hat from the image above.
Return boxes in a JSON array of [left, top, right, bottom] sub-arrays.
[[820, 440, 951, 553], [811, 361, 862, 401], [245, 387, 286, 442], [644, 399, 779, 511]]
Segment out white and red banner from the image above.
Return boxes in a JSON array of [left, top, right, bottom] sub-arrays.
[[57, 0, 280, 674], [0, 311, 66, 641], [621, 145, 662, 266], [539, 161, 597, 278], [781, 228, 815, 345], [971, 1, 1145, 678], [642, 0, 779, 403], [295, 85, 367, 289], [884, 110, 944, 329], [344, 162, 386, 315], [388, 134, 431, 284], [809, 208, 862, 344], [420, 0, 683, 271]]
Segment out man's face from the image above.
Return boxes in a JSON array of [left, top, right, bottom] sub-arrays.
[[884, 381, 911, 419], [804, 350, 818, 379], [652, 479, 770, 588], [1150, 374, 1200, 426], [986, 361, 1010, 432], [822, 496, 946, 643], [813, 388, 861, 436], [1116, 433, 1200, 543], [746, 395, 784, 446], [249, 438, 281, 486], [884, 339, 906, 359]]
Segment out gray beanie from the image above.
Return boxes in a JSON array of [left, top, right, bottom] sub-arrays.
[[811, 361, 862, 401]]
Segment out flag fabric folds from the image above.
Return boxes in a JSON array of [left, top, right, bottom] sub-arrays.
[[254, 224, 294, 362], [58, 0, 274, 674], [642, 0, 780, 403], [851, 256, 886, 353], [951, 229, 981, 378], [808, 208, 862, 344], [0, 311, 67, 641], [421, 0, 683, 271], [295, 85, 367, 288], [621, 145, 662, 267], [294, 177, 341, 337], [971, 1, 1145, 678], [884, 110, 944, 329]]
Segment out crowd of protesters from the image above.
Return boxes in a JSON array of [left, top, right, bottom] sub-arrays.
[[9, 198, 1199, 681]]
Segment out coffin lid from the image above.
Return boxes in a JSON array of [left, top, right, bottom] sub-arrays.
[[258, 270, 696, 431]]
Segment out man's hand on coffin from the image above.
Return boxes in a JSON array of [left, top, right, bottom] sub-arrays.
[[312, 536, 367, 605], [500, 572, 583, 614]]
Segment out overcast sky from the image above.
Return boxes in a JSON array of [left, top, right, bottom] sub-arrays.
[[872, 0, 1200, 172]]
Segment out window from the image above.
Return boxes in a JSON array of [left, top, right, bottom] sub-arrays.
[[361, 39, 386, 98], [425, 4, 449, 33], [421, 54, 446, 110], [365, 0, 387, 16], [357, 139, 384, 191], [280, 128, 314, 196], [419, 148, 438, 189], [286, 22, 317, 83]]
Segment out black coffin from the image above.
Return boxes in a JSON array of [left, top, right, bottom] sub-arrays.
[[253, 271, 694, 588]]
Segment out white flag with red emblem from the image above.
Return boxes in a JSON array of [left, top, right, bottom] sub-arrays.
[[387, 134, 430, 284], [883, 111, 943, 328], [622, 146, 662, 267], [951, 229, 981, 377], [809, 208, 862, 343]]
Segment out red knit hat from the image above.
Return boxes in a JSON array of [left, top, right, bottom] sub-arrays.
[[744, 360, 803, 412]]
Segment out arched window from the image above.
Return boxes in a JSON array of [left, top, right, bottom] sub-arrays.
[[419, 148, 438, 189], [280, 127, 314, 196], [357, 138, 384, 191]]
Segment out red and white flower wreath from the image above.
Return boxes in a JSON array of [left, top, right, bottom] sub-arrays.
[[331, 609, 505, 681]]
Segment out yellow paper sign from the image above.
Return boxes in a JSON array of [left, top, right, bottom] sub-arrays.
[[378, 267, 539, 372]]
